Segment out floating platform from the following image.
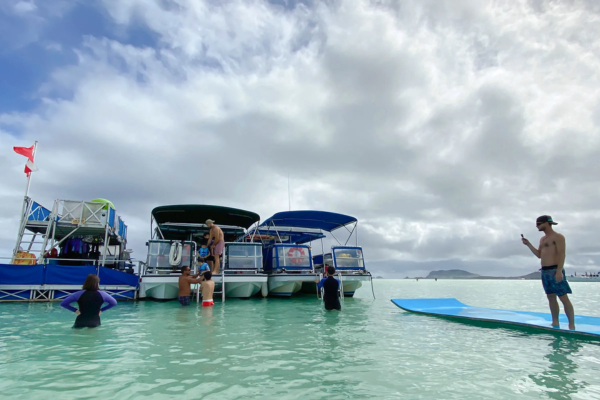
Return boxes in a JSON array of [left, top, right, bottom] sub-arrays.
[[391, 298, 600, 339], [0, 264, 139, 302]]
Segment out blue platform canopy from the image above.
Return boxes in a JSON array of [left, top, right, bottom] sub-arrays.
[[261, 211, 357, 232]]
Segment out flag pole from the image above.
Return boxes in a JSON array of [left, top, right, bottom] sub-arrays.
[[24, 141, 38, 198]]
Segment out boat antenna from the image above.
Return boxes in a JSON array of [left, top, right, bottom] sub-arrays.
[[288, 172, 291, 211]]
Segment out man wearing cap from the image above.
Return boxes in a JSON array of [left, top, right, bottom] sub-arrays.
[[206, 219, 224, 274], [522, 215, 575, 330]]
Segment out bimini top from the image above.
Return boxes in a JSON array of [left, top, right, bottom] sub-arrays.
[[246, 225, 326, 245], [152, 205, 260, 229], [261, 210, 357, 232]]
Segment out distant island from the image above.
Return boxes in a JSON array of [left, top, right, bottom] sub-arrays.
[[426, 269, 480, 279], [422, 269, 541, 280]]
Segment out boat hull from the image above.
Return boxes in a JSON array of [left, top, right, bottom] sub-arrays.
[[139, 275, 179, 300], [268, 274, 316, 296], [140, 274, 269, 300], [300, 273, 371, 296]]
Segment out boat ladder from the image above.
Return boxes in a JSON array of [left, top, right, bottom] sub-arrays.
[[316, 273, 323, 299], [195, 273, 226, 303], [337, 273, 345, 305]]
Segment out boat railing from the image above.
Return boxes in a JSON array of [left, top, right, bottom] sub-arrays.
[[1, 256, 132, 267], [223, 268, 261, 274]]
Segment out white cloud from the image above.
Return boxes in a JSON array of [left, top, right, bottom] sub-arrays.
[[44, 42, 62, 52], [2, 0, 600, 276], [13, 1, 37, 14]]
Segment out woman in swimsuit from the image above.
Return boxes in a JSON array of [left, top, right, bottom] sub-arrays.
[[60, 274, 117, 328]]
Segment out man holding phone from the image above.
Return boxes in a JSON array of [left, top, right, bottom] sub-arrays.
[[522, 215, 575, 330]]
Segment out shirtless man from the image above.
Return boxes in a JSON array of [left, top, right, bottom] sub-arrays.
[[206, 219, 224, 274], [178, 266, 202, 306], [200, 271, 215, 307], [522, 215, 575, 330]]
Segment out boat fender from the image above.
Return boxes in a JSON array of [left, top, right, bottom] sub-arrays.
[[169, 242, 183, 266]]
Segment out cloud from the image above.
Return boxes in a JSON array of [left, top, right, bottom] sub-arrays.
[[13, 1, 37, 14], [1, 0, 600, 276]]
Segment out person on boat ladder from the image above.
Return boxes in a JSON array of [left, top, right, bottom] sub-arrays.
[[206, 219, 225, 274]]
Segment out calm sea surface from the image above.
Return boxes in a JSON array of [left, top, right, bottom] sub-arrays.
[[1, 280, 600, 400]]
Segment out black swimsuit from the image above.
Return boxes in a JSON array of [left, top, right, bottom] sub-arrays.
[[61, 290, 117, 328], [74, 291, 104, 328], [322, 277, 341, 311]]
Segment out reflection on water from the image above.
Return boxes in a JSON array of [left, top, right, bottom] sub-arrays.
[[528, 337, 587, 400]]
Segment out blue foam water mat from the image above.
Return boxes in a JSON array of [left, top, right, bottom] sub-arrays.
[[391, 298, 600, 339]]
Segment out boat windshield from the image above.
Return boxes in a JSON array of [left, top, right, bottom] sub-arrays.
[[333, 247, 365, 270], [146, 240, 195, 271], [274, 245, 311, 269], [226, 244, 263, 270]]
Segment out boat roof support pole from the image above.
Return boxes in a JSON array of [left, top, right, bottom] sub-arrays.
[[271, 221, 283, 243], [320, 235, 324, 257], [49, 226, 81, 251], [330, 229, 342, 246], [343, 222, 357, 246], [49, 200, 59, 256], [12, 196, 32, 262], [155, 220, 165, 240], [39, 200, 58, 263], [101, 223, 110, 267]]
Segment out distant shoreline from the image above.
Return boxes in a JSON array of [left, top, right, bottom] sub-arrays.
[[372, 268, 599, 280]]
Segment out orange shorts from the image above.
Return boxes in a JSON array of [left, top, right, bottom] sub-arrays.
[[202, 300, 214, 307]]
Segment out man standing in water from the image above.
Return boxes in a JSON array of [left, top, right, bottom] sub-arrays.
[[315, 266, 342, 311], [178, 266, 203, 306], [206, 219, 224, 274], [522, 215, 575, 330]]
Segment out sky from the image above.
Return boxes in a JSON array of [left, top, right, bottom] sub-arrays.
[[1, 0, 600, 278]]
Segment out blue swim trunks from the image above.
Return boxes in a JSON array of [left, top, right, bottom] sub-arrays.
[[541, 267, 572, 296], [178, 295, 191, 306]]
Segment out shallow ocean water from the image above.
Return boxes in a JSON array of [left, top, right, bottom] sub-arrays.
[[1, 280, 600, 400]]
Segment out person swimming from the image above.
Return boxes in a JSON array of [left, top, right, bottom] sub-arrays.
[[60, 274, 117, 328]]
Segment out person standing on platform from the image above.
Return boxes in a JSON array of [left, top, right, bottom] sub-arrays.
[[522, 215, 575, 330]]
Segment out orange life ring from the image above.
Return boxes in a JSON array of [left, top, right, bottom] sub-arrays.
[[288, 247, 305, 264]]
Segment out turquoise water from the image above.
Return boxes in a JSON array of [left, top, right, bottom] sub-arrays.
[[1, 280, 600, 400]]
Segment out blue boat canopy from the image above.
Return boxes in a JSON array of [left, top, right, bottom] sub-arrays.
[[246, 225, 326, 244], [261, 211, 357, 232]]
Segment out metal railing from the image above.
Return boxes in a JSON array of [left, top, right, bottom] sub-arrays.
[[0, 256, 135, 272]]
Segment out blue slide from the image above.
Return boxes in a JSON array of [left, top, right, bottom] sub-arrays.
[[391, 298, 600, 339]]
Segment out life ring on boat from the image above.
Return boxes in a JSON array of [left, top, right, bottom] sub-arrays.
[[169, 242, 183, 266], [288, 247, 305, 265]]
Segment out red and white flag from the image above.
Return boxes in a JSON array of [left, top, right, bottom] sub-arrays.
[[13, 145, 38, 176]]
